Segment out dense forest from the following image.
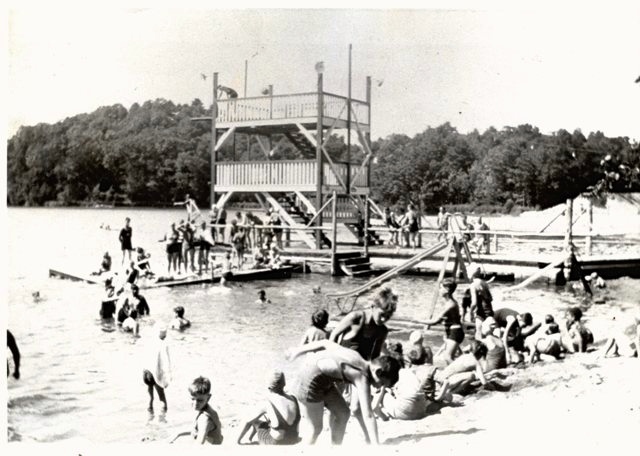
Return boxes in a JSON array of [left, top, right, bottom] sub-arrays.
[[7, 98, 640, 212]]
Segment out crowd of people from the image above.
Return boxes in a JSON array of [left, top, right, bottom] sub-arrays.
[[383, 205, 491, 254], [156, 267, 638, 446]]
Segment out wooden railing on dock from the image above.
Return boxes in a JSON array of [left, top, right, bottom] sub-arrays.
[[216, 160, 369, 191], [216, 92, 370, 125]]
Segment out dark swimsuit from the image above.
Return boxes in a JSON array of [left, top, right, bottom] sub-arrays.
[[443, 305, 464, 344], [340, 313, 388, 360], [119, 226, 132, 251], [255, 399, 301, 445]]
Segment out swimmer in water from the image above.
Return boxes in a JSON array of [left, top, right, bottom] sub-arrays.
[[301, 309, 329, 345], [255, 289, 271, 305], [170, 306, 191, 330]]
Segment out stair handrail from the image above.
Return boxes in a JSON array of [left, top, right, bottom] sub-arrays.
[[326, 240, 448, 299]]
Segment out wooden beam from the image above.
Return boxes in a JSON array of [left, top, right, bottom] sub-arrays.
[[214, 126, 236, 152], [321, 105, 346, 146], [211, 72, 218, 207], [255, 135, 271, 159], [294, 191, 317, 215], [316, 73, 324, 249], [296, 123, 348, 192]]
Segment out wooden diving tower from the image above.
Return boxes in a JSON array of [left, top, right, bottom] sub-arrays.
[[196, 69, 378, 249]]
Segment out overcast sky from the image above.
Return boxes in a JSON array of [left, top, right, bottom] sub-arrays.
[[7, 5, 640, 140]]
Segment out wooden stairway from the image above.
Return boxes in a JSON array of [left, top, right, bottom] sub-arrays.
[[285, 132, 315, 158], [282, 194, 332, 247], [335, 251, 377, 277]]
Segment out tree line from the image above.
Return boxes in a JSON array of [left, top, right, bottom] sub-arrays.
[[7, 98, 639, 211]]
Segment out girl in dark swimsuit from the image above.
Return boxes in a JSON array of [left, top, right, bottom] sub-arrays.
[[424, 278, 465, 364], [237, 370, 301, 445], [287, 340, 401, 445]]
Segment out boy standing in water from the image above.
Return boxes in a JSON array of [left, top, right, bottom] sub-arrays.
[[170, 376, 223, 444], [119, 217, 133, 265], [143, 326, 172, 413]]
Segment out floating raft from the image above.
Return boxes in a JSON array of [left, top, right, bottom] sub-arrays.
[[49, 265, 295, 289]]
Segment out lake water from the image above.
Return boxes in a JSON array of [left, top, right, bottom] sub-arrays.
[[6, 207, 640, 443]]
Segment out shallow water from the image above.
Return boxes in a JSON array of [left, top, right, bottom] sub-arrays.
[[6, 207, 640, 443]]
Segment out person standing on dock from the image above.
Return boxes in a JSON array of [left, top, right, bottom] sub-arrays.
[[119, 217, 133, 266], [474, 217, 490, 255], [384, 207, 400, 246], [402, 204, 420, 249]]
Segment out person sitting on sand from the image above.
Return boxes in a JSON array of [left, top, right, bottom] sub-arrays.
[[565, 307, 594, 353], [601, 314, 639, 358], [143, 326, 172, 413], [170, 306, 191, 330], [542, 314, 561, 336], [255, 290, 271, 305], [372, 347, 441, 421], [122, 309, 140, 336], [478, 317, 509, 371], [237, 370, 301, 445], [524, 329, 564, 364], [494, 308, 541, 362], [301, 309, 330, 345], [386, 341, 405, 368], [286, 339, 401, 445], [424, 279, 465, 364], [170, 376, 223, 444]]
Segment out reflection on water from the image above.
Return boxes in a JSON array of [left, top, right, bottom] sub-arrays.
[[6, 208, 640, 443]]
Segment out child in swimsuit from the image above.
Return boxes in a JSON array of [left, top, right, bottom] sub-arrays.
[[170, 376, 223, 445], [170, 306, 191, 330], [237, 370, 301, 445], [301, 309, 330, 344], [424, 278, 464, 364], [286, 339, 401, 445]]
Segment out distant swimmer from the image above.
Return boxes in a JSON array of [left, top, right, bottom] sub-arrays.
[[255, 290, 271, 305], [585, 272, 606, 289], [32, 291, 42, 302], [7, 330, 20, 380], [170, 306, 191, 330]]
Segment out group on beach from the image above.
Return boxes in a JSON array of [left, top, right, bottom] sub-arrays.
[[139, 265, 638, 446]]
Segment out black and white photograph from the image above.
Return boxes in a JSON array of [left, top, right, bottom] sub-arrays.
[[4, 1, 640, 452]]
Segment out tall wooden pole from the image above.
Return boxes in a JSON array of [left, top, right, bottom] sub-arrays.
[[244, 59, 248, 98], [586, 198, 593, 256], [364, 197, 370, 257], [563, 198, 574, 279], [211, 72, 218, 207], [316, 71, 324, 249], [365, 75, 372, 234], [346, 44, 352, 195], [331, 191, 338, 275]]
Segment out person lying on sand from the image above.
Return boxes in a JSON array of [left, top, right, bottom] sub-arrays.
[[600, 314, 639, 359]]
